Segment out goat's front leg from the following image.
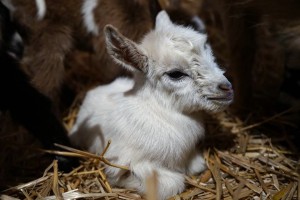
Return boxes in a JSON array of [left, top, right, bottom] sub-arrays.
[[187, 150, 206, 175], [116, 161, 185, 200], [21, 24, 73, 104]]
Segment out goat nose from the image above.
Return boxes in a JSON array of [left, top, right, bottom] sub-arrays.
[[218, 82, 232, 91]]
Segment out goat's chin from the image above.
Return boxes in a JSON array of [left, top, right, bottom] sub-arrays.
[[201, 100, 232, 113]]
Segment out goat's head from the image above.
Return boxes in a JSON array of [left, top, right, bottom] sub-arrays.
[[104, 11, 233, 113]]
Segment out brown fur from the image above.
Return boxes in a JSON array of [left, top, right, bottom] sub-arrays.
[[9, 0, 158, 111], [8, 0, 201, 113]]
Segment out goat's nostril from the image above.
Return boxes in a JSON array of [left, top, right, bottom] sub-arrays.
[[218, 82, 232, 91]]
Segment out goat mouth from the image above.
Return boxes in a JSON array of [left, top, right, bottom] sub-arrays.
[[207, 95, 233, 102]]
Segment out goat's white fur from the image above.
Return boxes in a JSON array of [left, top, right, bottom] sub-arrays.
[[12, 32, 22, 42], [81, 0, 99, 35], [7, 32, 23, 59], [192, 16, 206, 32], [35, 0, 46, 20], [70, 11, 233, 199]]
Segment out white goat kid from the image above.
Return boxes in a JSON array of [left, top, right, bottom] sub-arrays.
[[70, 11, 233, 199]]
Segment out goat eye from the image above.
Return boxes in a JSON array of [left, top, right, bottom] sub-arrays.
[[166, 70, 188, 80]]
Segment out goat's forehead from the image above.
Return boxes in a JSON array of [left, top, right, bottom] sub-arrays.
[[142, 29, 207, 49], [141, 31, 207, 69]]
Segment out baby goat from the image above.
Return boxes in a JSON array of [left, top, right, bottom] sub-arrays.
[[70, 11, 233, 199]]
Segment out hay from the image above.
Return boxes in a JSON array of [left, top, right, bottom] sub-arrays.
[[1, 107, 299, 200]]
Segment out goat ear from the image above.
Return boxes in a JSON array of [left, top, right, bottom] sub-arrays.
[[155, 10, 172, 30], [104, 25, 148, 73]]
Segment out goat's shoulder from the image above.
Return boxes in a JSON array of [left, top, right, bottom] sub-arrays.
[[76, 77, 134, 120], [90, 77, 133, 94], [85, 77, 134, 103]]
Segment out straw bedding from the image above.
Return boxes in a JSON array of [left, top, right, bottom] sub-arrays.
[[1, 105, 299, 199]]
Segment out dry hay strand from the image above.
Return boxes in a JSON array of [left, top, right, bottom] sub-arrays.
[[1, 105, 300, 200]]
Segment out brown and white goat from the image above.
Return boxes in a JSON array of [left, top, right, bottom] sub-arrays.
[[1, 0, 157, 109], [2, 0, 203, 113]]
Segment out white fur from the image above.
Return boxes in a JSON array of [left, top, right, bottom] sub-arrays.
[[35, 0, 46, 20], [70, 11, 233, 199], [7, 32, 23, 59], [192, 15, 206, 32], [81, 0, 99, 35], [12, 32, 22, 45]]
